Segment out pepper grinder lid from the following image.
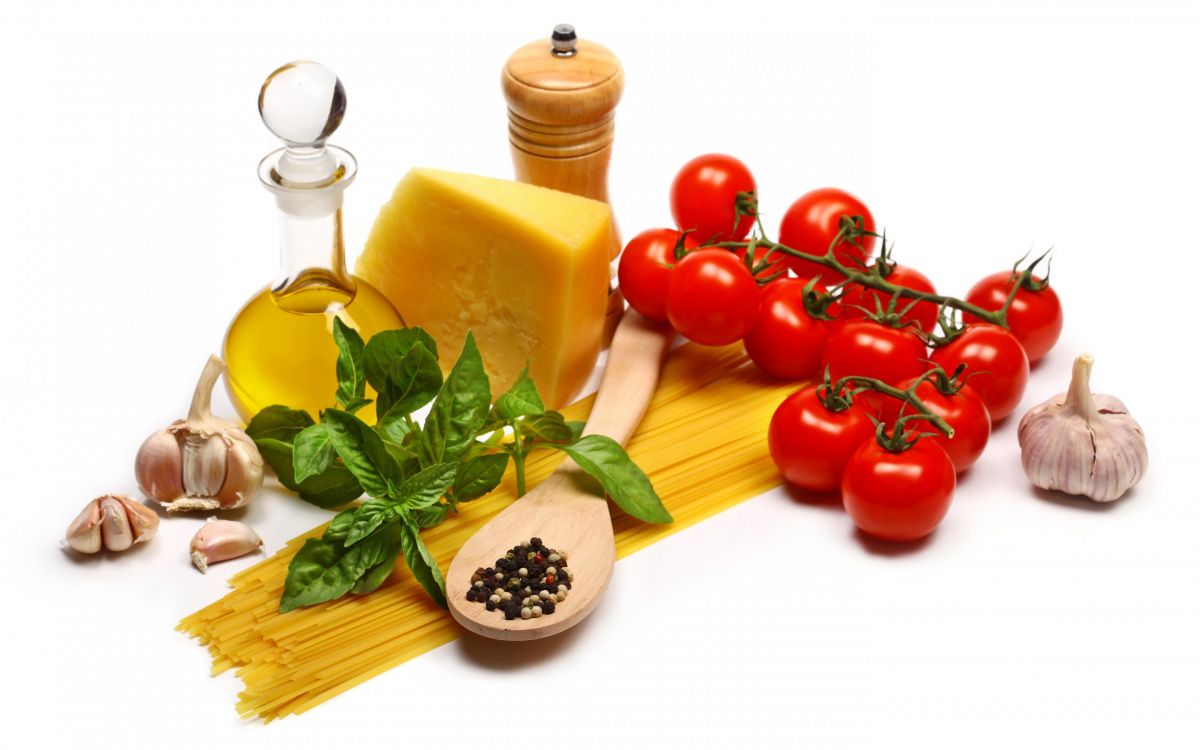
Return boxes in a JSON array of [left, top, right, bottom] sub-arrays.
[[257, 61, 357, 214], [502, 24, 624, 130]]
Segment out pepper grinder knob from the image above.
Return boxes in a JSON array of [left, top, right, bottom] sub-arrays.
[[258, 61, 350, 187]]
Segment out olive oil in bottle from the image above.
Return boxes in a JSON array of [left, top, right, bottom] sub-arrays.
[[224, 61, 404, 422]]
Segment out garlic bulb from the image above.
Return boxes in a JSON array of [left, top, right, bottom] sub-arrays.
[[135, 356, 264, 512], [189, 518, 263, 573], [65, 494, 159, 553], [1018, 354, 1147, 502]]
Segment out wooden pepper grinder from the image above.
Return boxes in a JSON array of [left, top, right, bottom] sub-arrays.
[[502, 24, 626, 340]]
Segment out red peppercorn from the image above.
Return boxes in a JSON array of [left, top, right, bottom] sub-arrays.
[[545, 574, 556, 584], [535, 554, 544, 563]]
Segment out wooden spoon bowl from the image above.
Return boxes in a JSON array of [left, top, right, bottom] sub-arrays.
[[447, 312, 672, 640]]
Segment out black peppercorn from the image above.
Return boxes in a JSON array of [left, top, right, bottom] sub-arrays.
[[465, 536, 571, 621]]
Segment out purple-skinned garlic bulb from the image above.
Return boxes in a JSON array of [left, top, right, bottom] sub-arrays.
[[1018, 353, 1147, 502]]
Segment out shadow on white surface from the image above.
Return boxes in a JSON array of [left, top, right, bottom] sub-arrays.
[[450, 601, 601, 671]]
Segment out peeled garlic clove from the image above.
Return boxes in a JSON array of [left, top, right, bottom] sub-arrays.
[[190, 518, 263, 573], [141, 356, 265, 512], [215, 432, 265, 510], [134, 429, 185, 501], [99, 495, 134, 551], [65, 499, 103, 554], [1018, 354, 1148, 502]]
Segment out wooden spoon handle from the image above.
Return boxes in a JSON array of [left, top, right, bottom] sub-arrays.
[[581, 310, 673, 446]]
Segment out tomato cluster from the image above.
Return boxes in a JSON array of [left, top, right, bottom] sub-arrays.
[[618, 153, 1067, 543]]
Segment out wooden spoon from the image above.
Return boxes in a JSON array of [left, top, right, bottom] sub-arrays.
[[446, 311, 673, 640]]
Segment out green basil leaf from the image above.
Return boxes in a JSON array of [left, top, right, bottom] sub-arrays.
[[392, 462, 458, 510], [550, 435, 672, 524], [377, 405, 414, 446], [325, 507, 358, 540], [322, 408, 402, 498], [376, 343, 443, 418], [332, 317, 368, 412], [345, 498, 400, 547], [254, 437, 363, 509], [522, 411, 579, 444], [293, 423, 337, 484], [279, 529, 397, 612], [246, 405, 314, 443], [410, 504, 450, 529], [423, 332, 491, 464], [399, 522, 446, 608], [352, 533, 402, 595], [364, 328, 440, 398], [495, 363, 544, 420], [449, 453, 509, 503]]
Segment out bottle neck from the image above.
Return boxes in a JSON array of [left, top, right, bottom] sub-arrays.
[[266, 189, 352, 316]]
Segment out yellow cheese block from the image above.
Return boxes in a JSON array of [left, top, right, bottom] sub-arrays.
[[357, 168, 612, 408]]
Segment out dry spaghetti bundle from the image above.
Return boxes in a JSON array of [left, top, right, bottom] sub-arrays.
[[179, 343, 798, 720]]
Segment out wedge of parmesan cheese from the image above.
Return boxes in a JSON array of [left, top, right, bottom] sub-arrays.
[[358, 168, 612, 407]]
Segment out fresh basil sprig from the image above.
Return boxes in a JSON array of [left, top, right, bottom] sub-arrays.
[[246, 322, 671, 613]]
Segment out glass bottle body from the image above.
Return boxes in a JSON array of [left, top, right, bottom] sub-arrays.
[[223, 203, 404, 422]]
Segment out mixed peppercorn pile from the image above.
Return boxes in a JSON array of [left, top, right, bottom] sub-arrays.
[[465, 537, 573, 621]]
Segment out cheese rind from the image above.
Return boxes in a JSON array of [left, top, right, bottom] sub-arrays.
[[357, 168, 612, 408]]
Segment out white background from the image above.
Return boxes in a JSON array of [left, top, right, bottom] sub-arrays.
[[2, 0, 1197, 747]]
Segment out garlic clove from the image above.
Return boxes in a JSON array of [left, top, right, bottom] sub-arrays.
[[215, 432, 265, 510], [190, 518, 263, 573], [134, 429, 185, 501], [115, 495, 160, 544], [65, 499, 103, 554], [182, 433, 229, 501], [98, 495, 134, 551]]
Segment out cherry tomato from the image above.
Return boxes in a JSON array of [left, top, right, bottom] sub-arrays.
[[930, 324, 1029, 421], [840, 264, 939, 334], [670, 154, 757, 243], [880, 378, 991, 473], [778, 188, 876, 283], [964, 272, 1063, 363], [821, 320, 928, 386], [768, 384, 876, 493], [744, 279, 830, 379], [618, 229, 698, 322], [842, 438, 956, 542], [666, 249, 760, 345]]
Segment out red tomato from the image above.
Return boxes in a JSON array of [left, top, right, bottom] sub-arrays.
[[778, 188, 876, 283], [842, 439, 956, 542], [618, 229, 698, 322], [880, 379, 991, 473], [821, 320, 928, 386], [930, 324, 1029, 421], [666, 249, 760, 345], [670, 154, 757, 243], [744, 279, 831, 379], [840, 264, 939, 334], [964, 272, 1063, 363], [768, 384, 876, 493]]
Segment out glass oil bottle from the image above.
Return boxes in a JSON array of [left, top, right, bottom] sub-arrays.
[[224, 61, 404, 422]]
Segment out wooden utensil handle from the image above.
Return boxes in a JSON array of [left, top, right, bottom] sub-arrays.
[[582, 310, 673, 447]]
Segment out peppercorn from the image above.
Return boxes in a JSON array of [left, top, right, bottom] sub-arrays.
[[464, 537, 572, 621]]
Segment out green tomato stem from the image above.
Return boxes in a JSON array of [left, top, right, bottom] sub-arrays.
[[829, 373, 955, 439], [706, 221, 1012, 329]]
